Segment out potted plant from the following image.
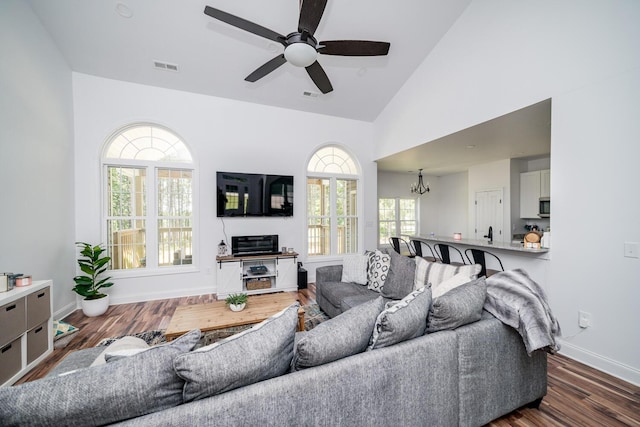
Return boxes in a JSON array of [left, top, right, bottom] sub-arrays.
[[72, 241, 114, 317], [225, 293, 248, 312]]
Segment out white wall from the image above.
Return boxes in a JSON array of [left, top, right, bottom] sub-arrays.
[[0, 1, 77, 318], [72, 74, 377, 301], [373, 0, 640, 384]]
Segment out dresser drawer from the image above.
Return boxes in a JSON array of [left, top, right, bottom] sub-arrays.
[[27, 286, 51, 330], [0, 297, 26, 347], [0, 337, 22, 385], [27, 321, 49, 364]]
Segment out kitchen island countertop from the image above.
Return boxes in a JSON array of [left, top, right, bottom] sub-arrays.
[[409, 235, 549, 254]]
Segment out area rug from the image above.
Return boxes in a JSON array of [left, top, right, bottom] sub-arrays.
[[96, 303, 330, 348]]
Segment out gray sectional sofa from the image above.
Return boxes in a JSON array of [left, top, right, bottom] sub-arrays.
[[0, 260, 547, 427]]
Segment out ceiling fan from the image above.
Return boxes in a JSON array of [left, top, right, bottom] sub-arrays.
[[204, 0, 390, 94]]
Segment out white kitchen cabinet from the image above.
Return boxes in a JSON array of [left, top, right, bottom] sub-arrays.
[[540, 169, 551, 198], [520, 171, 541, 218], [215, 253, 298, 300], [520, 169, 550, 218]]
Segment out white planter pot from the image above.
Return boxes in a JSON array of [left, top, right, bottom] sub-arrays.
[[229, 303, 246, 312], [81, 295, 110, 317]]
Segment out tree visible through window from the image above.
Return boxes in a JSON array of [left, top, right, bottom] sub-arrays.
[[378, 198, 417, 245], [103, 124, 194, 271], [307, 146, 360, 256]]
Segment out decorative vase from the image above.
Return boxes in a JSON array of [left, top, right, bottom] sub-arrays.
[[81, 294, 110, 317], [229, 303, 246, 312], [218, 240, 228, 256]]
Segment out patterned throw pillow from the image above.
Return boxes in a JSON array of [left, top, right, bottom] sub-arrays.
[[414, 257, 481, 290], [368, 287, 432, 350], [53, 320, 79, 340], [341, 254, 369, 285], [367, 250, 391, 292]]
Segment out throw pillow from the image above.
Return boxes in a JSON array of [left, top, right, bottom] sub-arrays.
[[426, 277, 487, 333], [341, 253, 369, 285], [381, 248, 416, 300], [53, 320, 79, 340], [293, 297, 386, 370], [174, 304, 299, 402], [0, 329, 201, 427], [368, 287, 432, 350], [366, 250, 390, 292], [90, 336, 149, 367], [432, 272, 475, 299], [415, 259, 481, 289]]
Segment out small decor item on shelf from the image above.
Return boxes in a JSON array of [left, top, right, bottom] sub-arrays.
[[225, 293, 248, 312], [217, 240, 228, 256], [249, 265, 268, 275], [453, 233, 462, 240]]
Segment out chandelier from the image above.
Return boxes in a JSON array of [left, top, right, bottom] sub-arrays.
[[410, 169, 430, 195]]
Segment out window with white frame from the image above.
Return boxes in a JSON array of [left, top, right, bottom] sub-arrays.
[[307, 146, 360, 256], [378, 198, 418, 245], [102, 124, 195, 271]]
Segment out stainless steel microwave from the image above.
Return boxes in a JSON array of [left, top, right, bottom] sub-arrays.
[[538, 197, 550, 218]]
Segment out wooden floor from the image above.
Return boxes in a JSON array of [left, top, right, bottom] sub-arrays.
[[17, 286, 640, 427]]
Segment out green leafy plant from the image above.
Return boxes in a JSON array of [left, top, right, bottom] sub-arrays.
[[225, 293, 248, 306], [72, 242, 114, 300]]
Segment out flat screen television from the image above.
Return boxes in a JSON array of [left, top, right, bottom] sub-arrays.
[[217, 171, 294, 217]]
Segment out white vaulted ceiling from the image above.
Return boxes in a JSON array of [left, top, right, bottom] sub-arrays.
[[27, 0, 472, 122]]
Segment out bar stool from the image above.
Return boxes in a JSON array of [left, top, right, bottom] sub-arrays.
[[465, 248, 504, 277], [410, 239, 437, 262], [389, 237, 415, 258], [434, 243, 466, 266]]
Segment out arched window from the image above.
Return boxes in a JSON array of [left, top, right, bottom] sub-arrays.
[[307, 145, 360, 256], [102, 124, 195, 271]]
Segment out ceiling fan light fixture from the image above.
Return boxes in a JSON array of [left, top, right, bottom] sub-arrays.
[[284, 43, 318, 67]]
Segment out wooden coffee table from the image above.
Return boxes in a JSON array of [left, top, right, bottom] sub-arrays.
[[164, 292, 304, 341]]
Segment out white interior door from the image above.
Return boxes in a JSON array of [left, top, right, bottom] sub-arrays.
[[475, 189, 504, 243]]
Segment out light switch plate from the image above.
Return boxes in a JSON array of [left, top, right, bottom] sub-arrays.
[[624, 242, 639, 258]]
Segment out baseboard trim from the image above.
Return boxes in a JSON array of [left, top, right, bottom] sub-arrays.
[[54, 301, 78, 321], [109, 287, 215, 306], [558, 339, 640, 387]]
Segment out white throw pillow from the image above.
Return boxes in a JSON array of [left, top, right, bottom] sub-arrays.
[[341, 254, 369, 285], [414, 259, 481, 290], [432, 272, 474, 298], [90, 336, 149, 367]]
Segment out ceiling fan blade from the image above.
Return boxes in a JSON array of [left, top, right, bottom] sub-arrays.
[[298, 0, 327, 36], [318, 40, 390, 56], [204, 6, 285, 44], [245, 54, 287, 82], [305, 61, 333, 94]]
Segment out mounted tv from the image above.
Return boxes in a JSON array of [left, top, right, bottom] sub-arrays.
[[217, 171, 293, 217]]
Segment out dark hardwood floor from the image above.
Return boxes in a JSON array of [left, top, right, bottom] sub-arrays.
[[17, 285, 640, 426]]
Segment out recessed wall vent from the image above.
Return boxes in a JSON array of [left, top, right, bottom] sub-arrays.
[[153, 60, 179, 72]]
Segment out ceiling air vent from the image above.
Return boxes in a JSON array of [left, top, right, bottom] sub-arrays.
[[153, 60, 179, 72], [302, 91, 320, 98]]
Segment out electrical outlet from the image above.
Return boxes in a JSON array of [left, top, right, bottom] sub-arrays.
[[578, 311, 591, 328], [624, 242, 639, 258]]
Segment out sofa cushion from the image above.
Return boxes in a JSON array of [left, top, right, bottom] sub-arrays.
[[341, 293, 380, 311], [0, 329, 201, 427], [366, 250, 390, 292], [381, 248, 416, 300], [415, 257, 481, 290], [341, 253, 369, 285], [174, 304, 299, 402], [368, 287, 432, 350], [293, 297, 385, 370], [427, 277, 487, 333], [321, 281, 379, 310], [432, 272, 476, 299]]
